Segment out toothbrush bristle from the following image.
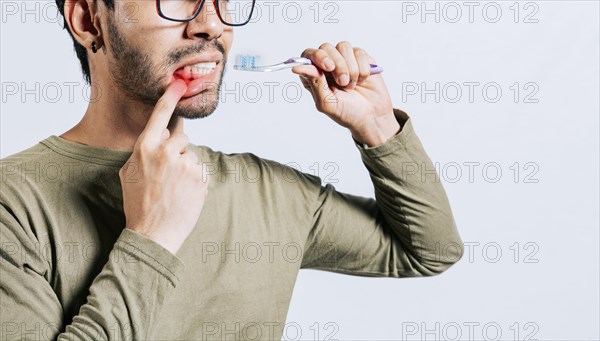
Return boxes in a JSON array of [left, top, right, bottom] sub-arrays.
[[235, 54, 260, 70]]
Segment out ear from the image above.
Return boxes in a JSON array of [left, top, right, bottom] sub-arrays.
[[64, 0, 103, 51]]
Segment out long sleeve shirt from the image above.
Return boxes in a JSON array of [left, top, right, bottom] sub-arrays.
[[0, 108, 463, 340]]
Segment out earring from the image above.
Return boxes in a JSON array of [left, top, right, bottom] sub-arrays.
[[91, 41, 97, 53]]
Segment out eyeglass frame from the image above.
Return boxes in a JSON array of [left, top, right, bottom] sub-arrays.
[[156, 0, 257, 26]]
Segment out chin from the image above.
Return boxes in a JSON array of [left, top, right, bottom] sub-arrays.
[[174, 94, 220, 119]]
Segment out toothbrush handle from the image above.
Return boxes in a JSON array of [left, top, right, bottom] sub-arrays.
[[369, 64, 383, 75], [294, 57, 383, 74]]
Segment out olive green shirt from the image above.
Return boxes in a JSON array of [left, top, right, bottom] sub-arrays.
[[0, 109, 463, 340]]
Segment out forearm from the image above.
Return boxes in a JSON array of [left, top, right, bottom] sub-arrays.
[[58, 228, 183, 340], [355, 108, 464, 275], [1, 219, 184, 341]]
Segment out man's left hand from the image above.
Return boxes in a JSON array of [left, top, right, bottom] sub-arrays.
[[292, 41, 401, 147]]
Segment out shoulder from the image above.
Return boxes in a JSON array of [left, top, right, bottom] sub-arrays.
[[1, 141, 56, 205], [188, 143, 324, 200], [1, 141, 55, 176], [0, 143, 52, 270]]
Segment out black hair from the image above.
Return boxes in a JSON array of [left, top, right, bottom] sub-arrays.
[[55, 0, 115, 84]]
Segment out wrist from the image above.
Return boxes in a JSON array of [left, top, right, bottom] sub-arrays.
[[126, 227, 182, 255], [351, 112, 401, 148]]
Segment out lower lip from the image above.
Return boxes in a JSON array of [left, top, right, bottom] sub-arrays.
[[173, 65, 220, 99]]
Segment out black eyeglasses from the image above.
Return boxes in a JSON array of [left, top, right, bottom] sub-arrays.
[[156, 0, 256, 26]]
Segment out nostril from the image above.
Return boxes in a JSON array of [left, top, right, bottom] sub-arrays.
[[194, 33, 211, 39]]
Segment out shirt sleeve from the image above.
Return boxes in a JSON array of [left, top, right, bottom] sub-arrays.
[[0, 203, 185, 340], [300, 108, 464, 277]]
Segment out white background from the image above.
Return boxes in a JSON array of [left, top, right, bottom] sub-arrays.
[[1, 1, 599, 340]]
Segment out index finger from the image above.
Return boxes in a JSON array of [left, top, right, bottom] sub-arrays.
[[140, 80, 187, 143], [167, 114, 184, 136], [301, 48, 335, 72]]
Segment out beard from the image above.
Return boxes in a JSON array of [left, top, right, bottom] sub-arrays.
[[105, 14, 226, 119]]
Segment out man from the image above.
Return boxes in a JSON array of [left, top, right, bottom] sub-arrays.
[[0, 0, 464, 339]]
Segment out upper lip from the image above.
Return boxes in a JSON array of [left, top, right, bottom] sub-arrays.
[[173, 51, 223, 71]]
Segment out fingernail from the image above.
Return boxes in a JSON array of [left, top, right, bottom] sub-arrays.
[[324, 58, 335, 70], [340, 74, 350, 86]]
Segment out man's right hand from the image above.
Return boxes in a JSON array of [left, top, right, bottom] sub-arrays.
[[119, 80, 209, 255]]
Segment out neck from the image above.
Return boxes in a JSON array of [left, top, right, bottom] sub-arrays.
[[60, 79, 159, 152]]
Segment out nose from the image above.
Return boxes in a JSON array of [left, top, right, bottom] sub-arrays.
[[186, 0, 224, 40]]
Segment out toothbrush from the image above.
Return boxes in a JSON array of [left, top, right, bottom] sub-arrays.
[[233, 55, 383, 74]]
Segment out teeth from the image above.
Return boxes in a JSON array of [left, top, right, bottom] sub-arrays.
[[176, 62, 217, 79], [192, 67, 213, 75], [190, 62, 216, 76], [192, 62, 216, 69]]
